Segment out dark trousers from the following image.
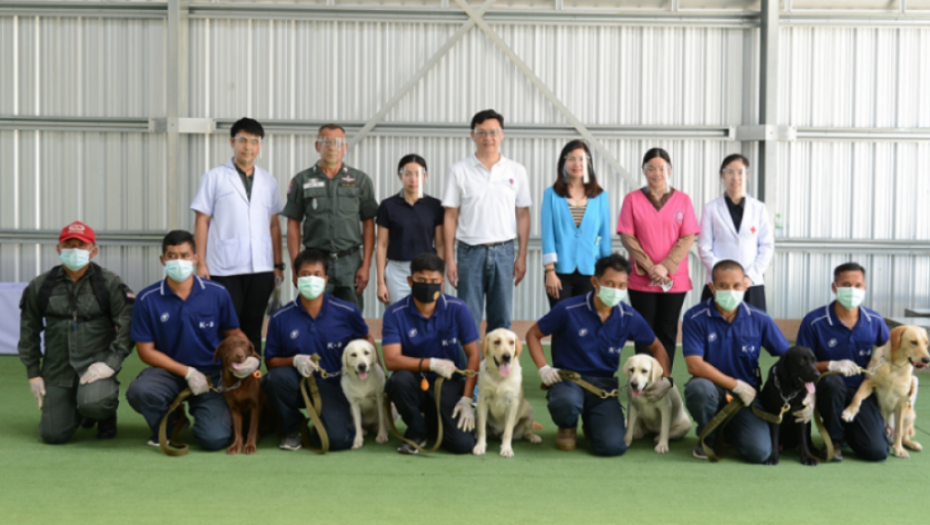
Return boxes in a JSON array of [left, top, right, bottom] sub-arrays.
[[211, 272, 276, 355], [39, 378, 120, 444], [262, 366, 355, 451], [684, 378, 772, 463], [628, 290, 687, 372], [814, 375, 888, 461], [126, 367, 231, 451], [701, 284, 767, 312], [545, 270, 595, 309], [385, 370, 475, 454], [546, 377, 626, 456]]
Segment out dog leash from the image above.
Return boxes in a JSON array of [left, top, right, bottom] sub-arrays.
[[384, 367, 476, 454], [299, 354, 331, 454], [158, 377, 217, 457], [540, 369, 619, 399]]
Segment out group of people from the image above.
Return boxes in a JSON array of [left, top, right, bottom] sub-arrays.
[[17, 110, 891, 463]]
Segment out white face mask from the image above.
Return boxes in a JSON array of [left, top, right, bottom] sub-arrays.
[[59, 248, 91, 271], [165, 259, 194, 283], [836, 287, 866, 310]]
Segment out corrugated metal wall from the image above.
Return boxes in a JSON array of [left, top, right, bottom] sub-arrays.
[[2, 3, 928, 323]]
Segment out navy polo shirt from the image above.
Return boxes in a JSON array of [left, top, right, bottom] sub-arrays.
[[536, 293, 656, 377], [375, 193, 444, 261], [264, 295, 369, 382], [796, 301, 889, 389], [682, 299, 789, 388], [131, 277, 239, 372], [382, 294, 478, 378]]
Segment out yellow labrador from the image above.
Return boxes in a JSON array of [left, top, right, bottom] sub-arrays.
[[622, 354, 691, 453], [842, 325, 929, 458], [341, 339, 390, 449], [473, 328, 542, 457]]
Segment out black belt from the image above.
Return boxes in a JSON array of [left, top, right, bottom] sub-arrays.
[[461, 240, 513, 248], [326, 246, 360, 259]]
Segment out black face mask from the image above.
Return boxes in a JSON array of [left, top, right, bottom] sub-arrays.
[[411, 282, 443, 304]]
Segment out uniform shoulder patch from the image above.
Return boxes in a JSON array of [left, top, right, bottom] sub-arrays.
[[119, 283, 135, 303]]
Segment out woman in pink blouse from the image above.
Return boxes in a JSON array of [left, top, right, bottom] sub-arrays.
[[617, 148, 700, 371]]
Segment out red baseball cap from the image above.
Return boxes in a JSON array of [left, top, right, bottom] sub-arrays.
[[59, 221, 96, 245]]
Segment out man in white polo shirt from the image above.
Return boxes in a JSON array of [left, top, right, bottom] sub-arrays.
[[443, 109, 532, 336]]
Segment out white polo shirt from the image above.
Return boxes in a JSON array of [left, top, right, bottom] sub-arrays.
[[442, 154, 532, 245]]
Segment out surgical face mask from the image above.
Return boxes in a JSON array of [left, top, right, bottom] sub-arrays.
[[165, 259, 194, 283], [59, 248, 91, 272], [597, 282, 627, 308], [411, 281, 442, 304], [836, 287, 866, 310], [297, 275, 326, 300], [714, 289, 745, 312]]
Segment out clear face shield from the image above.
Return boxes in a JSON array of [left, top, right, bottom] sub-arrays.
[[643, 164, 671, 194], [316, 136, 347, 166], [400, 165, 426, 199], [562, 151, 591, 185]]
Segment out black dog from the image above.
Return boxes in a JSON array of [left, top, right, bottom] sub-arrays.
[[759, 346, 821, 466]]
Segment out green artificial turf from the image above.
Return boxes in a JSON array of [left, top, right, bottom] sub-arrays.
[[1, 348, 928, 525]]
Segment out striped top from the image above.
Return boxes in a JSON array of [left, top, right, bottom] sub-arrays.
[[569, 203, 586, 227]]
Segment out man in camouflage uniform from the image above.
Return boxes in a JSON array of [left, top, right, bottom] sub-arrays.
[[283, 123, 378, 310], [18, 221, 134, 443]]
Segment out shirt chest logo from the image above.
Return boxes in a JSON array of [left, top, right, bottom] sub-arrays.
[[160, 313, 170, 323], [290, 330, 300, 340], [304, 180, 325, 190], [578, 328, 588, 337], [858, 349, 871, 357], [409, 329, 418, 338], [442, 338, 458, 347], [674, 210, 684, 224], [828, 338, 838, 348], [608, 347, 620, 355], [327, 341, 345, 350], [741, 345, 755, 354], [708, 332, 717, 342], [342, 176, 356, 183], [199, 321, 215, 329]]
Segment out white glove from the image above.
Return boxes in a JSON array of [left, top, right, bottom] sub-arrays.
[[732, 380, 757, 407], [185, 367, 210, 396], [429, 358, 456, 379], [539, 365, 562, 387], [79, 362, 115, 385], [643, 377, 673, 403], [293, 354, 319, 378], [452, 396, 475, 432], [793, 393, 815, 424], [29, 377, 46, 410], [828, 360, 861, 377], [231, 356, 260, 378]]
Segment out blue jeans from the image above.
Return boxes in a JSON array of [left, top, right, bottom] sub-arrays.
[[546, 377, 627, 456], [456, 240, 514, 335], [684, 377, 772, 464], [262, 366, 356, 451], [126, 367, 231, 451]]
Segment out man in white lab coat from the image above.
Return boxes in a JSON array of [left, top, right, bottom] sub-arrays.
[[697, 154, 774, 311], [191, 117, 285, 357]]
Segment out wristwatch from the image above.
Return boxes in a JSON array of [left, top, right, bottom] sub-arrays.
[[274, 263, 286, 271]]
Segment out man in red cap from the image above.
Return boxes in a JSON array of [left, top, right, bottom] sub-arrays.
[[18, 221, 135, 443]]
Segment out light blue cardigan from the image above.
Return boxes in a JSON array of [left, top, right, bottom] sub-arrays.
[[541, 187, 613, 276]]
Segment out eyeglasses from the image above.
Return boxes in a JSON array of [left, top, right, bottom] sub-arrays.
[[722, 168, 749, 176], [317, 138, 347, 149], [233, 136, 261, 146], [643, 166, 669, 174], [473, 129, 502, 139]]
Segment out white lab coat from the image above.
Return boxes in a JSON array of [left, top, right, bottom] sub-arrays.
[[190, 161, 284, 276], [698, 193, 774, 286]]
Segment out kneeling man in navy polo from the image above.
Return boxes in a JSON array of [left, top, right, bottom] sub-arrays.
[[525, 254, 670, 456], [126, 230, 248, 450], [381, 253, 480, 455], [796, 262, 890, 462], [263, 248, 374, 451], [682, 260, 789, 462]]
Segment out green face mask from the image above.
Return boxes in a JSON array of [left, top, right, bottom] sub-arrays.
[[836, 287, 866, 310], [597, 281, 627, 308], [297, 275, 326, 300], [714, 289, 745, 311]]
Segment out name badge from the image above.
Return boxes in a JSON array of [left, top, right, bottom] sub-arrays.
[[303, 180, 325, 190]]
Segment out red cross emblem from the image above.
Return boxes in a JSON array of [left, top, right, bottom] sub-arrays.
[[751, 226, 756, 234]]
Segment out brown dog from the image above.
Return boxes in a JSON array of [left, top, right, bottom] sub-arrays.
[[214, 336, 269, 455], [842, 325, 930, 458]]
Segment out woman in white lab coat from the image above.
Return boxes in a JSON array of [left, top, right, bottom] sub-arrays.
[[697, 154, 774, 311]]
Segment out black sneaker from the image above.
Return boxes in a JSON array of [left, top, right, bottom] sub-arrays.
[[96, 416, 117, 440], [80, 416, 96, 429], [397, 439, 426, 455], [279, 432, 302, 451], [822, 440, 844, 462], [147, 411, 190, 446], [693, 439, 715, 460]]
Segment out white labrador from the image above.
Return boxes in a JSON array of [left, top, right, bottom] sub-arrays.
[[341, 339, 390, 449], [473, 328, 542, 458], [622, 354, 691, 453]]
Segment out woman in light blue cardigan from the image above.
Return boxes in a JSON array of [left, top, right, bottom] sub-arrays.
[[541, 140, 613, 308]]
